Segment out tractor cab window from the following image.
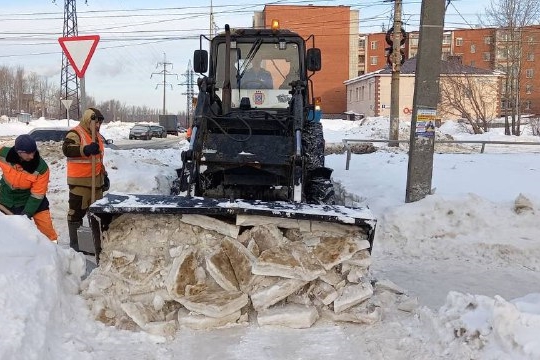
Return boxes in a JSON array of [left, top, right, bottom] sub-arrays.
[[214, 42, 300, 109]]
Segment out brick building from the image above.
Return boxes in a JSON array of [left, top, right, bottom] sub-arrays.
[[254, 5, 358, 115], [359, 26, 540, 116]]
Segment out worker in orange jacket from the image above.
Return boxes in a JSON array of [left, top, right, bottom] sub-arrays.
[[0, 134, 58, 241], [62, 108, 109, 252]]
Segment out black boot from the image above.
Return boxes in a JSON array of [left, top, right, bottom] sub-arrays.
[[68, 221, 82, 252]]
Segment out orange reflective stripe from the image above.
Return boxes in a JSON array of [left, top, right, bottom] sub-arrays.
[[29, 169, 49, 198], [73, 126, 89, 146]]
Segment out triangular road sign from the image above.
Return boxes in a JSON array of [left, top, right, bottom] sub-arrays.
[[58, 35, 100, 78]]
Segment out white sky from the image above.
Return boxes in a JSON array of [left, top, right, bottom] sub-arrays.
[[1, 115, 540, 359], [0, 0, 490, 114]]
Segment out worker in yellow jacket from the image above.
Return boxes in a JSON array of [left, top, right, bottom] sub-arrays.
[[0, 134, 58, 241], [62, 108, 109, 252]]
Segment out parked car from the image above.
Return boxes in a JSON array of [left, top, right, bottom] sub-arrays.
[[129, 124, 153, 140], [149, 125, 167, 138], [27, 127, 117, 148]]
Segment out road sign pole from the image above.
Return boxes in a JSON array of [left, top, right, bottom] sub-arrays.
[[80, 77, 86, 115], [61, 99, 73, 127]]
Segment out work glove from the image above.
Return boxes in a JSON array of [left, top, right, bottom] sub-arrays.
[[102, 173, 110, 192], [83, 142, 100, 156]]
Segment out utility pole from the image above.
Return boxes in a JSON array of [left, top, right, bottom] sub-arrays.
[[209, 0, 215, 39], [151, 53, 177, 115], [389, 0, 402, 147], [179, 60, 197, 128], [405, 0, 446, 203]]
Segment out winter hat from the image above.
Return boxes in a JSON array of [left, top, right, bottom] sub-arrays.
[[14, 134, 37, 153]]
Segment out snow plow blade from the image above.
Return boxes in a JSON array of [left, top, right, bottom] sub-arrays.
[[88, 193, 376, 262]]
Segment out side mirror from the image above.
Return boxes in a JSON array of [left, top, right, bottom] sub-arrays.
[[193, 50, 208, 73], [306, 48, 321, 72]]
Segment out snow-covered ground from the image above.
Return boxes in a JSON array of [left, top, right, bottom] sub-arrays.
[[1, 116, 540, 359]]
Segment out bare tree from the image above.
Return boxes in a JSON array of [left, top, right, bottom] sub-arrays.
[[530, 117, 540, 136], [0, 64, 162, 121], [439, 72, 501, 134], [483, 0, 540, 136]]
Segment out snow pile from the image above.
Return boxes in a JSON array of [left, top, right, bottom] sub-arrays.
[[0, 215, 86, 360]]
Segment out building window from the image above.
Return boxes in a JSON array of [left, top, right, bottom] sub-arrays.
[[370, 41, 377, 50], [361, 86, 365, 100], [484, 36, 492, 44], [410, 37, 419, 46], [526, 69, 534, 78], [470, 44, 476, 53], [524, 100, 531, 110], [527, 53, 534, 61], [370, 56, 378, 65], [470, 60, 476, 67], [442, 34, 451, 45], [526, 84, 533, 94], [483, 52, 491, 61], [348, 89, 353, 102], [358, 38, 365, 48], [355, 88, 360, 101], [456, 37, 463, 46]]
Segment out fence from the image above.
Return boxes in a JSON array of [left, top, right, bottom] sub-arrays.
[[342, 139, 540, 170]]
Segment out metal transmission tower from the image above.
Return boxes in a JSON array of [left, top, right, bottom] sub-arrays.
[[179, 60, 196, 127], [58, 0, 83, 120], [151, 53, 177, 115]]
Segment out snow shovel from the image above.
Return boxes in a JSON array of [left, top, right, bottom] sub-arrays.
[[77, 118, 98, 255], [0, 204, 14, 215]]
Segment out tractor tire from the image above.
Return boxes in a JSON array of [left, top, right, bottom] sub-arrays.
[[303, 121, 325, 170], [303, 121, 335, 205]]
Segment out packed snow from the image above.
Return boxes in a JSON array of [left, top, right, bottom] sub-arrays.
[[1, 116, 540, 359]]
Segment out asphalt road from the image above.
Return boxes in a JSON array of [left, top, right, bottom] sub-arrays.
[[109, 134, 187, 150]]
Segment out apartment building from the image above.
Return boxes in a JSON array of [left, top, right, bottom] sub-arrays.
[[358, 26, 540, 116], [254, 5, 358, 115]]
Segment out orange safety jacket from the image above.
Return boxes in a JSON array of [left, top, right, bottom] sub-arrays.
[[0, 147, 50, 216], [66, 125, 105, 183]]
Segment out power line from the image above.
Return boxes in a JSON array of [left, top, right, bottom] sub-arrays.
[[179, 60, 197, 126], [151, 53, 178, 115]]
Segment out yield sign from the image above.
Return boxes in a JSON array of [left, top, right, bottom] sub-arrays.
[[61, 99, 73, 110], [58, 35, 100, 78]]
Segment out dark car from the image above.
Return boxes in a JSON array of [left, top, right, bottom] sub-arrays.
[[129, 124, 153, 140], [149, 125, 167, 138], [27, 127, 116, 148]]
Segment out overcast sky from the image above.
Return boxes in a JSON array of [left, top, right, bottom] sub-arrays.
[[0, 0, 491, 114]]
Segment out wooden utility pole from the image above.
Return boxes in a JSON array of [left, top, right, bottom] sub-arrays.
[[389, 0, 402, 147], [405, 0, 446, 203]]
